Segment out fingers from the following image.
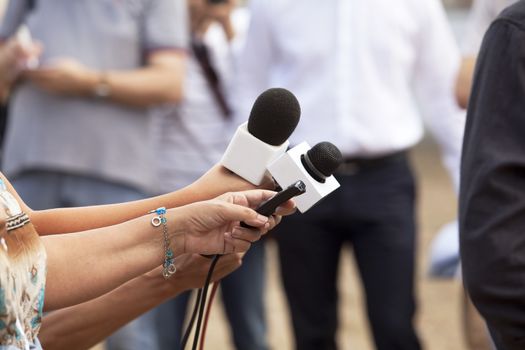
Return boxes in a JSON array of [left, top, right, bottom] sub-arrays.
[[243, 189, 278, 207], [219, 201, 270, 228], [220, 190, 298, 217], [231, 226, 262, 243], [223, 225, 263, 253], [267, 214, 282, 232], [224, 189, 277, 209], [274, 200, 297, 216]]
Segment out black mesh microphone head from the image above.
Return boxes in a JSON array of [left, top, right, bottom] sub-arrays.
[[247, 88, 301, 146], [306, 142, 343, 177]]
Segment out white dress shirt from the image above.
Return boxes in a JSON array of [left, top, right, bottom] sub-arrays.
[[235, 0, 465, 188]]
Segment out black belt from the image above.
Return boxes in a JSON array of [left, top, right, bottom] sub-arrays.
[[336, 151, 407, 175]]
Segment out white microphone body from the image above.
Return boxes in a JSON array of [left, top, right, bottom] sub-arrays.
[[267, 142, 340, 213], [221, 122, 290, 185]]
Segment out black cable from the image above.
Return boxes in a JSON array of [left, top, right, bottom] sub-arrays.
[[191, 254, 221, 350], [180, 288, 203, 350], [182, 183, 298, 349]]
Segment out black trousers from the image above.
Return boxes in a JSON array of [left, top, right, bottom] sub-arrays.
[[274, 154, 421, 350]]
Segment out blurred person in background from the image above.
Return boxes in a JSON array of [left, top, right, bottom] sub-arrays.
[[0, 0, 38, 159], [149, 1, 270, 349], [0, 0, 187, 349], [460, 1, 525, 349], [454, 2, 518, 350], [235, 1, 465, 349]]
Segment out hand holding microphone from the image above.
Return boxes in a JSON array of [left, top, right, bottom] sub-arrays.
[[242, 141, 343, 228], [188, 90, 341, 350], [221, 87, 343, 213]]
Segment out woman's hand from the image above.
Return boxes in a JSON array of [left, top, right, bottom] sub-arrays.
[[189, 163, 277, 198], [165, 253, 242, 291], [215, 189, 296, 231], [169, 189, 294, 256]]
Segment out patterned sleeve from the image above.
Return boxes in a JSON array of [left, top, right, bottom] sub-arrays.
[[141, 0, 189, 54]]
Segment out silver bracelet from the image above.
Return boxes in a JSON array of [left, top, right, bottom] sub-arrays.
[[149, 207, 176, 279]]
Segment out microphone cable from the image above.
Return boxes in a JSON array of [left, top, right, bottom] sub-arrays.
[[181, 254, 221, 350], [182, 179, 307, 349], [192, 254, 220, 350], [180, 288, 203, 349], [199, 281, 220, 350]]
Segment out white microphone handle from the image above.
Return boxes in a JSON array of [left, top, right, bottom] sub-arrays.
[[221, 122, 289, 185], [267, 142, 340, 212]]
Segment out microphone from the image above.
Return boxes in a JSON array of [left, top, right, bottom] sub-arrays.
[[221, 88, 301, 185], [267, 141, 343, 213]]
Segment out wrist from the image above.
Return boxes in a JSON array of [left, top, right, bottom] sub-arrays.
[[144, 268, 184, 298], [89, 71, 112, 98], [167, 208, 186, 257]]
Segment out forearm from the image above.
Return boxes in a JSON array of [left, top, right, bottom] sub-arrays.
[[41, 214, 182, 310], [31, 165, 256, 235], [100, 60, 185, 107], [39, 195, 259, 311], [455, 56, 476, 109], [32, 186, 198, 235], [40, 270, 181, 350], [39, 253, 243, 350], [22, 51, 186, 108], [74, 63, 184, 108]]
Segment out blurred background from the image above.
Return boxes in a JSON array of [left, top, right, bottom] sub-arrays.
[[0, 0, 483, 349], [199, 2, 469, 348], [172, 1, 471, 349]]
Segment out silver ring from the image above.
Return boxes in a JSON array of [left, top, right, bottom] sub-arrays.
[[151, 216, 162, 227]]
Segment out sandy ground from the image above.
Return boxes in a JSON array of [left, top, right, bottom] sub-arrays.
[[90, 137, 468, 350]]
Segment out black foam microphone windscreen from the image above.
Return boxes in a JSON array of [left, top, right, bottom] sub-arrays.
[[301, 142, 343, 182], [247, 88, 301, 146]]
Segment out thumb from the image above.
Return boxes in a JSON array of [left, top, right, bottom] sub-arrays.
[[219, 202, 269, 228]]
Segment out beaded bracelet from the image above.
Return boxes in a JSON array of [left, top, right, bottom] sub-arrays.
[[0, 179, 31, 232], [149, 207, 176, 279]]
